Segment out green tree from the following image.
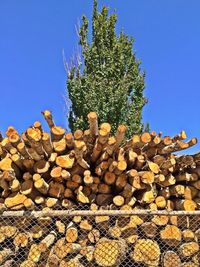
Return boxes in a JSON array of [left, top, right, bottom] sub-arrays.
[[67, 0, 147, 138]]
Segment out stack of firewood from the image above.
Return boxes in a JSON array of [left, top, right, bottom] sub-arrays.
[[0, 212, 200, 267], [0, 110, 200, 211]]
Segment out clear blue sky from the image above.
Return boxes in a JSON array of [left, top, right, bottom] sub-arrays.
[[0, 0, 200, 154]]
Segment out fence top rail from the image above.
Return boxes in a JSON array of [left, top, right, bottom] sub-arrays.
[[1, 209, 200, 217]]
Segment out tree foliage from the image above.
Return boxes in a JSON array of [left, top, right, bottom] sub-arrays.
[[67, 0, 147, 138]]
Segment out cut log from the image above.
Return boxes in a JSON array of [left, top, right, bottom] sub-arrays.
[[88, 229, 100, 243], [13, 233, 29, 248], [141, 222, 158, 238], [113, 195, 125, 207], [65, 223, 78, 243], [182, 229, 196, 242], [162, 251, 181, 267], [41, 132, 53, 155], [51, 126, 65, 141], [131, 239, 160, 266], [48, 181, 65, 198], [53, 138, 66, 154], [40, 231, 57, 252], [80, 220, 92, 231], [33, 160, 50, 174], [20, 179, 33, 195], [34, 178, 49, 195], [94, 238, 127, 267], [155, 196, 166, 209], [179, 242, 199, 258], [152, 215, 169, 226], [42, 110, 55, 128], [175, 199, 197, 211], [56, 155, 74, 169], [87, 112, 98, 137], [4, 193, 27, 209], [160, 225, 182, 246], [0, 248, 14, 265]]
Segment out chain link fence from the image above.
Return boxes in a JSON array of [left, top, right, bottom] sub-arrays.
[[0, 209, 200, 266]]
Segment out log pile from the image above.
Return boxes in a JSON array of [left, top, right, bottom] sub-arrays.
[[0, 110, 200, 211], [0, 213, 199, 266], [0, 110, 200, 266]]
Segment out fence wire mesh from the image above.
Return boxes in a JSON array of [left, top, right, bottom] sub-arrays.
[[0, 210, 200, 267]]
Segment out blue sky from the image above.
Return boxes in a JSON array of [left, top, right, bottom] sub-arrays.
[[0, 0, 200, 154]]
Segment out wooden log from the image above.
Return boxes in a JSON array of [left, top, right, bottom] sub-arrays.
[[55, 220, 65, 234], [42, 132, 53, 155], [175, 199, 197, 211], [131, 239, 160, 266], [127, 150, 137, 167], [77, 186, 90, 204], [98, 183, 111, 194], [181, 262, 199, 267], [20, 260, 36, 267], [27, 147, 42, 161], [2, 260, 15, 267], [41, 110, 55, 128], [65, 223, 78, 243], [121, 183, 136, 198], [51, 126, 65, 141], [8, 133, 21, 148], [65, 133, 74, 149], [34, 178, 49, 195], [160, 225, 182, 246], [53, 138, 66, 154], [45, 197, 59, 208], [4, 193, 27, 209], [48, 181, 64, 198], [33, 159, 50, 174], [87, 112, 98, 137], [0, 226, 17, 238], [152, 215, 169, 226], [0, 157, 14, 171], [176, 172, 198, 182], [98, 127, 110, 145], [56, 155, 74, 169], [6, 126, 18, 137], [182, 229, 196, 242], [88, 229, 100, 243], [94, 238, 127, 267], [22, 159, 34, 172], [184, 186, 198, 200], [148, 161, 160, 174], [13, 233, 29, 248], [135, 155, 145, 169], [60, 256, 83, 267], [24, 198, 35, 210], [26, 128, 44, 155], [20, 179, 33, 195], [0, 248, 14, 265], [141, 222, 158, 238], [28, 244, 42, 263], [115, 125, 127, 149], [160, 174, 176, 187], [179, 242, 199, 258], [91, 143, 103, 162], [113, 195, 125, 207], [10, 178, 20, 192], [30, 225, 43, 239], [139, 171, 154, 184], [61, 169, 71, 180], [115, 173, 127, 192], [1, 137, 14, 152], [162, 251, 181, 267], [95, 194, 113, 206]]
